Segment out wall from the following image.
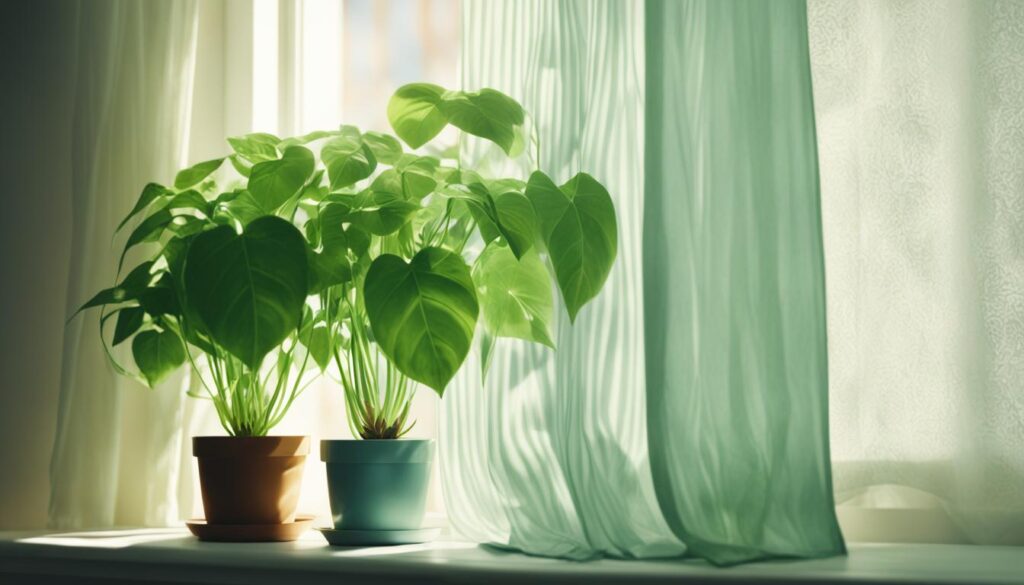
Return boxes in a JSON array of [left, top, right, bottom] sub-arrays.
[[0, 0, 77, 529]]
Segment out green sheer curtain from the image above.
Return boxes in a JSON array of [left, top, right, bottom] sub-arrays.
[[644, 0, 844, 563], [440, 0, 845, 565]]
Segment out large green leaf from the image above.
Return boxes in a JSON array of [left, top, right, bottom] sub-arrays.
[[364, 247, 478, 395], [387, 83, 448, 149], [299, 325, 332, 371], [247, 146, 315, 211], [474, 243, 554, 347], [525, 171, 617, 322], [175, 158, 225, 190], [215, 190, 264, 226], [227, 133, 280, 163], [440, 89, 525, 155], [492, 190, 537, 259], [322, 134, 376, 190], [184, 216, 309, 369], [132, 328, 186, 386]]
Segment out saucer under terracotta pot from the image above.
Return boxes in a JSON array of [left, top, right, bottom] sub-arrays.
[[191, 436, 311, 541]]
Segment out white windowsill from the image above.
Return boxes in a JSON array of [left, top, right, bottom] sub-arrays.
[[1, 528, 1023, 585]]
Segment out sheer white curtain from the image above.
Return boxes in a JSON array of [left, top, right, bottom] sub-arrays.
[[49, 0, 199, 528], [809, 0, 1024, 545]]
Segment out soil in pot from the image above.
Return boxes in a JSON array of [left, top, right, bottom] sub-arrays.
[[193, 436, 309, 525], [321, 439, 434, 531]]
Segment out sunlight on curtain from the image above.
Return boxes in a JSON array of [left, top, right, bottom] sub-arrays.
[[440, 0, 683, 560], [49, 0, 199, 528], [809, 0, 1024, 545]]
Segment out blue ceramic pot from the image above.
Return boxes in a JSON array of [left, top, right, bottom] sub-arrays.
[[320, 439, 434, 530]]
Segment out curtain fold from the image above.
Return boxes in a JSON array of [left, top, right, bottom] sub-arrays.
[[644, 0, 844, 564], [809, 0, 1024, 545], [49, 0, 198, 528], [441, 0, 845, 564], [441, 0, 680, 560]]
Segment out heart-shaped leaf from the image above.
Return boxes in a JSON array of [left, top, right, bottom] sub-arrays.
[[525, 171, 617, 322], [299, 324, 333, 371], [474, 243, 554, 347], [215, 190, 264, 226], [227, 133, 280, 163], [247, 146, 315, 211], [364, 247, 479, 395], [184, 216, 309, 369], [387, 83, 448, 149], [132, 328, 186, 386], [440, 89, 525, 155], [322, 134, 377, 190]]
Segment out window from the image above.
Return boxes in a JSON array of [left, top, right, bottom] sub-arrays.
[[186, 0, 460, 523]]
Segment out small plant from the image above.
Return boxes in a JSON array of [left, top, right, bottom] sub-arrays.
[[295, 83, 619, 438], [76, 154, 318, 437], [78, 83, 618, 441]]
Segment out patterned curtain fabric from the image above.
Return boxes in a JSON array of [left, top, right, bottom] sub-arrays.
[[810, 0, 1024, 544], [440, 0, 845, 565]]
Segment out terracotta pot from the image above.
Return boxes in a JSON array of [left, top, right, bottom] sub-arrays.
[[193, 436, 309, 525]]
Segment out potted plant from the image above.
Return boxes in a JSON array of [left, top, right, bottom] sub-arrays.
[[292, 83, 619, 544], [75, 141, 329, 541]]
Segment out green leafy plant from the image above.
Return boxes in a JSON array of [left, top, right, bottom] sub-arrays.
[[76, 150, 319, 437], [297, 83, 618, 438], [77, 83, 618, 441]]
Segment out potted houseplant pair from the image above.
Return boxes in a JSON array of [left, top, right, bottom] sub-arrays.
[[77, 83, 618, 544]]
